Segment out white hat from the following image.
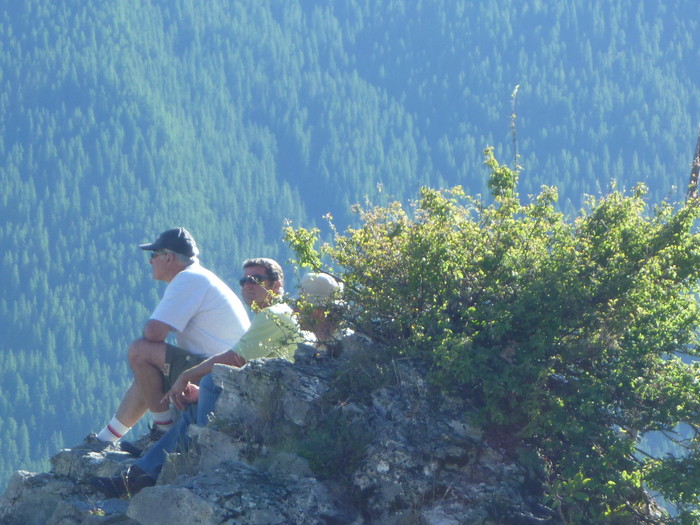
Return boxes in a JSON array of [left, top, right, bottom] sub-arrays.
[[299, 273, 342, 303]]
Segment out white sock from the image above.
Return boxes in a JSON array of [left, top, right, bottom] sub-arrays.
[[96, 416, 130, 443], [151, 408, 176, 431]]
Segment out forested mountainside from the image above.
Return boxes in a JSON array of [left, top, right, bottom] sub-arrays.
[[0, 0, 698, 492]]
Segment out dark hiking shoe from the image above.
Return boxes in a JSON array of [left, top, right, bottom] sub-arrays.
[[81, 433, 143, 458], [80, 433, 119, 453], [147, 423, 167, 441], [117, 440, 143, 458], [89, 465, 156, 499], [118, 424, 167, 458]]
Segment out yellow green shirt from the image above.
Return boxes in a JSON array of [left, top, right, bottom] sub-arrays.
[[232, 303, 301, 362]]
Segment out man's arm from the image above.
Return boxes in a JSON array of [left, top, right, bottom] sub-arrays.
[[163, 349, 246, 409], [163, 305, 300, 409], [143, 319, 172, 342]]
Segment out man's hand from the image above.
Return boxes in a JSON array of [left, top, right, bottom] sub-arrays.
[[162, 374, 199, 410], [183, 383, 199, 404]]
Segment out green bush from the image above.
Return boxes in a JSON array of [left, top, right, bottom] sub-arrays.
[[285, 148, 700, 523]]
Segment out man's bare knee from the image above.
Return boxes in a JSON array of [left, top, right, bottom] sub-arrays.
[[127, 338, 147, 366]]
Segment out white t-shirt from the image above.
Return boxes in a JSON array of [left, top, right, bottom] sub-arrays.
[[150, 262, 250, 357]]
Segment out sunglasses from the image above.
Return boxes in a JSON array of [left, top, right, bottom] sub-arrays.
[[149, 251, 166, 260], [239, 274, 269, 286]]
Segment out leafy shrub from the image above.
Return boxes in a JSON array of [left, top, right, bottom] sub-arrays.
[[285, 148, 700, 523]]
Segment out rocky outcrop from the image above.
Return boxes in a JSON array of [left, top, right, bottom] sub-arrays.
[[0, 336, 662, 524]]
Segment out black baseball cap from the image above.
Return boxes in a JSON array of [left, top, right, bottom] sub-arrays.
[[139, 227, 199, 257]]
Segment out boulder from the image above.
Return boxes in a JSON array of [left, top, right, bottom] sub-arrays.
[[0, 335, 664, 524]]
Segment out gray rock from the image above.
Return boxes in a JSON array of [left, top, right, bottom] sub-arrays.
[[0, 336, 666, 524], [127, 486, 217, 524], [0, 470, 135, 524], [51, 445, 134, 483]]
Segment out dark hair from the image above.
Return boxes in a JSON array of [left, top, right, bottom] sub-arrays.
[[243, 258, 284, 285]]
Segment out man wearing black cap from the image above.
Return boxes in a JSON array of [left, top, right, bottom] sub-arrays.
[[93, 227, 250, 445]]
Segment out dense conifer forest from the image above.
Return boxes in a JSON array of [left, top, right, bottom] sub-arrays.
[[0, 0, 698, 498]]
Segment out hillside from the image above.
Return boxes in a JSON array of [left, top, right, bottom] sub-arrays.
[[1, 0, 699, 492]]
